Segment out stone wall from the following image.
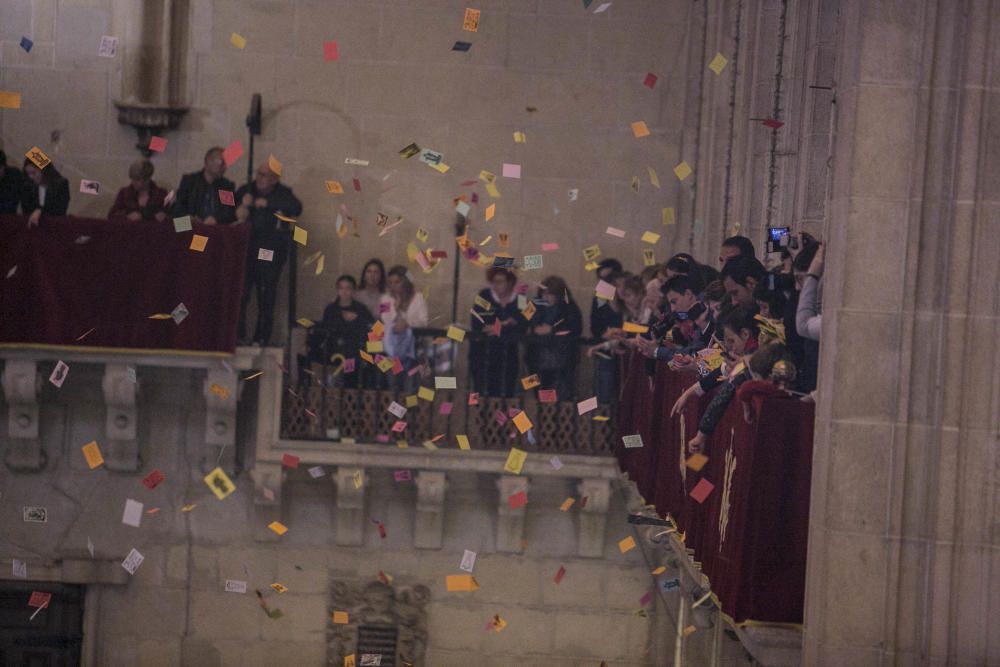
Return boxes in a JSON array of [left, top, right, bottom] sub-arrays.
[[1, 362, 657, 666], [0, 0, 697, 337]]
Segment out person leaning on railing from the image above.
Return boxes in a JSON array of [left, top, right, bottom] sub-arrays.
[[0, 150, 25, 215], [170, 146, 236, 226], [108, 159, 169, 222], [470, 266, 524, 398], [381, 266, 428, 390], [307, 274, 374, 388], [21, 158, 70, 227], [526, 276, 583, 402], [589, 259, 625, 404], [669, 305, 761, 455]]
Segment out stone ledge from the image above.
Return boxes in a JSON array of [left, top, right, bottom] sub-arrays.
[[0, 558, 130, 585], [266, 438, 620, 480]]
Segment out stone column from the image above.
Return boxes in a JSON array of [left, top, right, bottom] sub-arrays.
[[804, 1, 1000, 664]]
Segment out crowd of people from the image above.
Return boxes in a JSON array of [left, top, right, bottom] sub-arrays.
[[2, 146, 303, 347], [303, 231, 824, 449], [3, 146, 826, 445]]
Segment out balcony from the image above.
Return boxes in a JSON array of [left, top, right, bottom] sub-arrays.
[[1, 215, 813, 664]]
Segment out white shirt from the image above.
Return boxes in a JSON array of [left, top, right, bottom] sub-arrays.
[[380, 292, 428, 329]]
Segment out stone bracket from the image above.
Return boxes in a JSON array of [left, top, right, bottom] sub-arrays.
[[250, 461, 284, 542], [102, 364, 139, 471], [414, 471, 447, 549], [334, 466, 367, 546], [577, 478, 611, 558], [203, 368, 238, 469], [496, 475, 529, 553], [1, 360, 42, 470]]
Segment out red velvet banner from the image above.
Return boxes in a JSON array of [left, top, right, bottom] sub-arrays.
[[0, 215, 249, 354], [617, 350, 814, 626]]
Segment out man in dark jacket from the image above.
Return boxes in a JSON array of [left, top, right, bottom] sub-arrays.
[[170, 146, 236, 225], [236, 162, 303, 345], [0, 150, 24, 214]]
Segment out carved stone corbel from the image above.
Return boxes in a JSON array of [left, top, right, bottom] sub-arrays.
[[1, 360, 42, 470], [102, 364, 139, 471], [414, 471, 447, 549], [250, 461, 283, 542], [203, 369, 237, 469], [496, 475, 529, 553], [334, 467, 367, 546], [577, 478, 611, 558]]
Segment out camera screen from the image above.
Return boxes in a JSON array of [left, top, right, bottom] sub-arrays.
[[768, 227, 790, 241]]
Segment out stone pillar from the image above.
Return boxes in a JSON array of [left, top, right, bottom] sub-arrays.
[[250, 461, 283, 542], [1, 360, 42, 470], [495, 476, 528, 554], [102, 364, 139, 471], [576, 478, 610, 558], [334, 467, 367, 547], [203, 368, 237, 470], [804, 1, 1000, 664], [414, 471, 446, 550]]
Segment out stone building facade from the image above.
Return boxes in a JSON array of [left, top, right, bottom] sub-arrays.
[[3, 0, 1000, 665]]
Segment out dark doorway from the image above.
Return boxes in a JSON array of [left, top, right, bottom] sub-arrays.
[[0, 582, 84, 667]]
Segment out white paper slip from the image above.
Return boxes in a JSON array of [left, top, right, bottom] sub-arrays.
[[121, 548, 144, 575], [460, 549, 477, 573], [122, 499, 143, 527], [434, 376, 457, 390], [225, 579, 248, 593], [49, 361, 69, 388]]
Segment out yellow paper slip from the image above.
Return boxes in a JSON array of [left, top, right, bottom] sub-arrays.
[[662, 207, 676, 226], [332, 610, 349, 624], [618, 536, 636, 554], [446, 325, 466, 342], [0, 91, 22, 109], [631, 121, 650, 138], [268, 521, 288, 535], [267, 154, 283, 176], [456, 434, 471, 450], [622, 322, 649, 334], [504, 447, 527, 474], [81, 441, 104, 469], [446, 574, 479, 592], [708, 52, 729, 75], [512, 411, 533, 434], [204, 467, 236, 500], [559, 497, 575, 512], [674, 161, 693, 182]]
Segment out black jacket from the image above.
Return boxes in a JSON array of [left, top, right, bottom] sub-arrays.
[[310, 300, 374, 362], [235, 182, 304, 264], [0, 166, 24, 214], [21, 177, 70, 217], [170, 171, 237, 223]]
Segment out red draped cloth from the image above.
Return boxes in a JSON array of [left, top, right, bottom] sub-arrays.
[[616, 350, 814, 626], [0, 215, 249, 354]]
